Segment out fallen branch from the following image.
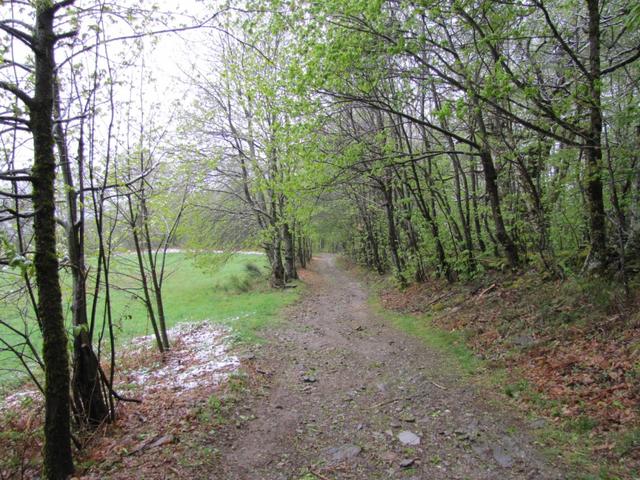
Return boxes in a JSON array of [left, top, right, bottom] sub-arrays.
[[475, 283, 496, 302], [369, 397, 404, 410], [98, 364, 142, 404], [425, 291, 454, 307]]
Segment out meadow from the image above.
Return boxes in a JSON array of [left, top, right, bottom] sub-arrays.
[[0, 252, 299, 392]]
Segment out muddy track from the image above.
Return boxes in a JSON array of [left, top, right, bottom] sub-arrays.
[[217, 255, 563, 479]]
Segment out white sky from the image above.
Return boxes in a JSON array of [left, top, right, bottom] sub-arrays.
[[0, 0, 224, 172]]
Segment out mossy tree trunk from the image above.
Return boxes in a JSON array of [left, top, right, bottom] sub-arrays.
[[31, 1, 76, 477], [584, 0, 608, 272], [282, 222, 298, 281]]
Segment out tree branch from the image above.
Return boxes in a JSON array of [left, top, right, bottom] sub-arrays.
[[0, 81, 34, 108], [602, 45, 640, 75]]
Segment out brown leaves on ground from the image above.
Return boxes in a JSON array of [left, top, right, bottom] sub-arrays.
[[380, 270, 640, 461], [0, 403, 43, 479], [527, 336, 638, 426]]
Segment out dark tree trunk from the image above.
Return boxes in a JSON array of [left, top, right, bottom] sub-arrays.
[[584, 0, 607, 271], [141, 197, 170, 350], [267, 240, 286, 287], [54, 82, 110, 427], [480, 149, 519, 268], [305, 237, 312, 263], [282, 222, 298, 281], [128, 197, 165, 353], [451, 152, 476, 271], [354, 192, 385, 274], [31, 3, 74, 478], [475, 107, 519, 268], [470, 159, 486, 252], [297, 234, 306, 268], [431, 83, 475, 271], [381, 184, 406, 286], [626, 126, 640, 257], [365, 218, 385, 275], [408, 161, 452, 281], [483, 210, 501, 257]]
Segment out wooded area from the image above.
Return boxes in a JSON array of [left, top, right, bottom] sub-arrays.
[[0, 0, 638, 478]]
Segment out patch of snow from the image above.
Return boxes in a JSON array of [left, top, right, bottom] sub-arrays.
[[1, 321, 241, 413], [0, 389, 40, 413], [126, 321, 240, 395]]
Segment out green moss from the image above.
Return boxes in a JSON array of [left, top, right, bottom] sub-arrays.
[[369, 293, 481, 376]]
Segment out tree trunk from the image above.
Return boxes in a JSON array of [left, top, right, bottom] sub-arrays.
[[128, 197, 164, 353], [54, 104, 110, 427], [31, 4, 74, 478], [470, 159, 486, 252], [296, 234, 306, 268], [282, 222, 298, 281], [267, 240, 286, 287], [381, 184, 406, 286], [141, 197, 170, 350], [584, 0, 608, 271], [431, 83, 475, 271], [354, 192, 385, 274], [408, 161, 451, 281], [305, 237, 313, 263], [475, 107, 519, 268], [626, 125, 640, 257]]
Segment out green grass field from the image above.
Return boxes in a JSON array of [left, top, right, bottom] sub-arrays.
[[0, 252, 299, 392]]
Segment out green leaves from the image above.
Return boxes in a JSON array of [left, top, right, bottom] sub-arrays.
[[626, 2, 640, 29]]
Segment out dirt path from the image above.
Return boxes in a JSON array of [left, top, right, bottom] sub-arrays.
[[217, 255, 563, 479]]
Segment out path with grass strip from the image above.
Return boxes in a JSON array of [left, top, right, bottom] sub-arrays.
[[213, 254, 565, 479]]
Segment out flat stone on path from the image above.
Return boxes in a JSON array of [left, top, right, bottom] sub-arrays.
[[399, 458, 416, 468], [398, 430, 421, 445], [324, 444, 362, 466]]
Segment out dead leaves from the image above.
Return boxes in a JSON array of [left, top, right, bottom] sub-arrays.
[[379, 271, 640, 437], [526, 337, 639, 427]]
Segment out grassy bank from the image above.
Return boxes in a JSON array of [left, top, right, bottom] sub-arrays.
[[0, 252, 300, 391]]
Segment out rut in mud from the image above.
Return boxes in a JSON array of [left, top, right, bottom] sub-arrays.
[[215, 255, 564, 479]]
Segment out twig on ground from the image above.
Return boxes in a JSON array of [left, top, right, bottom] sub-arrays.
[[475, 284, 496, 301], [369, 397, 404, 410], [425, 291, 454, 307], [309, 467, 333, 480]]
